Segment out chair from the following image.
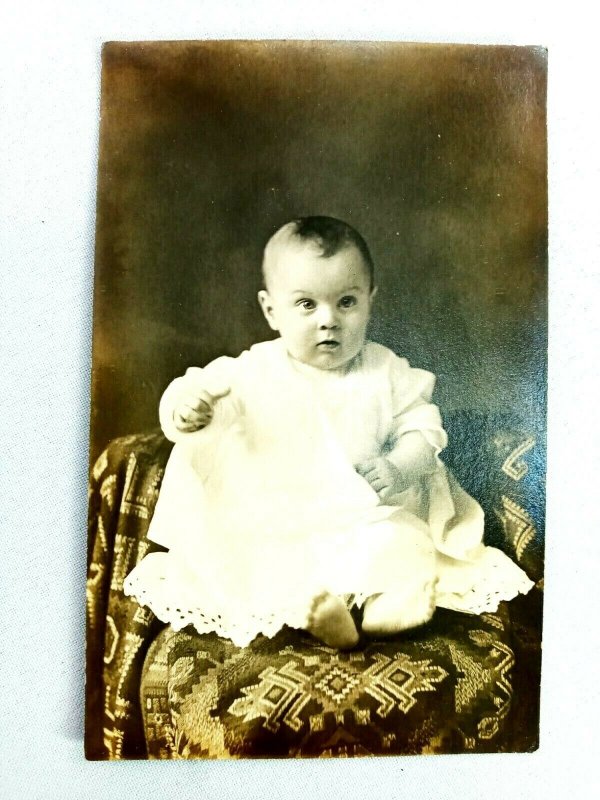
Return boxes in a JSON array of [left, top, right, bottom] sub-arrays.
[[85, 411, 543, 759]]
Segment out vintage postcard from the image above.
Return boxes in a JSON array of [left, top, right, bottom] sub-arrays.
[[86, 41, 546, 759]]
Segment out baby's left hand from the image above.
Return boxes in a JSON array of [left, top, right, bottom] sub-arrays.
[[355, 457, 407, 502]]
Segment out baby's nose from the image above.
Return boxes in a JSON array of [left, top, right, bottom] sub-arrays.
[[317, 305, 339, 329]]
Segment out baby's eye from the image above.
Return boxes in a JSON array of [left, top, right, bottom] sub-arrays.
[[296, 299, 316, 311], [339, 296, 357, 309]]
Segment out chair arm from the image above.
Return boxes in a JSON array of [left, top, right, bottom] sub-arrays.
[[86, 430, 172, 759]]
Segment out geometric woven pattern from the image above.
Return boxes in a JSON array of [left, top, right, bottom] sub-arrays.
[[227, 653, 447, 731], [139, 604, 526, 758], [87, 414, 543, 759], [501, 435, 535, 481], [495, 495, 536, 562], [86, 431, 172, 760]]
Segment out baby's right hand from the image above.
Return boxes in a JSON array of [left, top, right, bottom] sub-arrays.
[[173, 387, 230, 432]]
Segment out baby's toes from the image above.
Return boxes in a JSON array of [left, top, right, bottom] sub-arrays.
[[306, 591, 329, 628], [306, 592, 358, 649], [424, 580, 438, 615]]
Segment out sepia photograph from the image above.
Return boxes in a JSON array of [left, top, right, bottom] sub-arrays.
[[85, 40, 547, 759]]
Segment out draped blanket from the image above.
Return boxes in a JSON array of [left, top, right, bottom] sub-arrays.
[[86, 413, 543, 758]]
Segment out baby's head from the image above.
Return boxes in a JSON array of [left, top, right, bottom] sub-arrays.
[[258, 217, 377, 370]]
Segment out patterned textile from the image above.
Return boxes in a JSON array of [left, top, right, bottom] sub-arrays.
[[442, 411, 545, 584], [85, 413, 543, 759], [85, 432, 172, 759], [140, 605, 522, 758]]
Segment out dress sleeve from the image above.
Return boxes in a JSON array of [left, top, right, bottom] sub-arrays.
[[158, 355, 239, 442], [387, 355, 448, 458]]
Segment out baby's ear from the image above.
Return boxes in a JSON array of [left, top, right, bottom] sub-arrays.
[[369, 285, 378, 304], [257, 290, 278, 331]]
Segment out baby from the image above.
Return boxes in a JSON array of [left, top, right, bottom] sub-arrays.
[[124, 216, 533, 649]]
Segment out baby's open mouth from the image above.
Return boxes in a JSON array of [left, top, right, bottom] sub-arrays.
[[317, 340, 340, 349]]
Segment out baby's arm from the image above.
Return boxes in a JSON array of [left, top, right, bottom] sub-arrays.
[[356, 432, 436, 501], [356, 352, 447, 502], [174, 386, 229, 431], [159, 360, 234, 442], [385, 430, 437, 477]]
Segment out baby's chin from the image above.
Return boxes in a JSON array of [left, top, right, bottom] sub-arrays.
[[290, 344, 363, 371]]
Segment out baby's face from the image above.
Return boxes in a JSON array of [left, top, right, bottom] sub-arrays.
[[258, 243, 375, 370]]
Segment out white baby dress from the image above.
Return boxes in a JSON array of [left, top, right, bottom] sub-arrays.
[[124, 339, 533, 647]]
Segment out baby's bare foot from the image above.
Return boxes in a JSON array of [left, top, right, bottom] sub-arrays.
[[362, 580, 437, 636], [306, 592, 359, 649]]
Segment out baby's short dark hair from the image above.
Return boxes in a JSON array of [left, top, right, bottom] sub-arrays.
[[262, 216, 375, 290]]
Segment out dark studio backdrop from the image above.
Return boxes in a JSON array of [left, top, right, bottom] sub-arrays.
[[91, 41, 547, 467]]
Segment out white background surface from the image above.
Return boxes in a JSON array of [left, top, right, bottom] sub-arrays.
[[1, 1, 599, 798]]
